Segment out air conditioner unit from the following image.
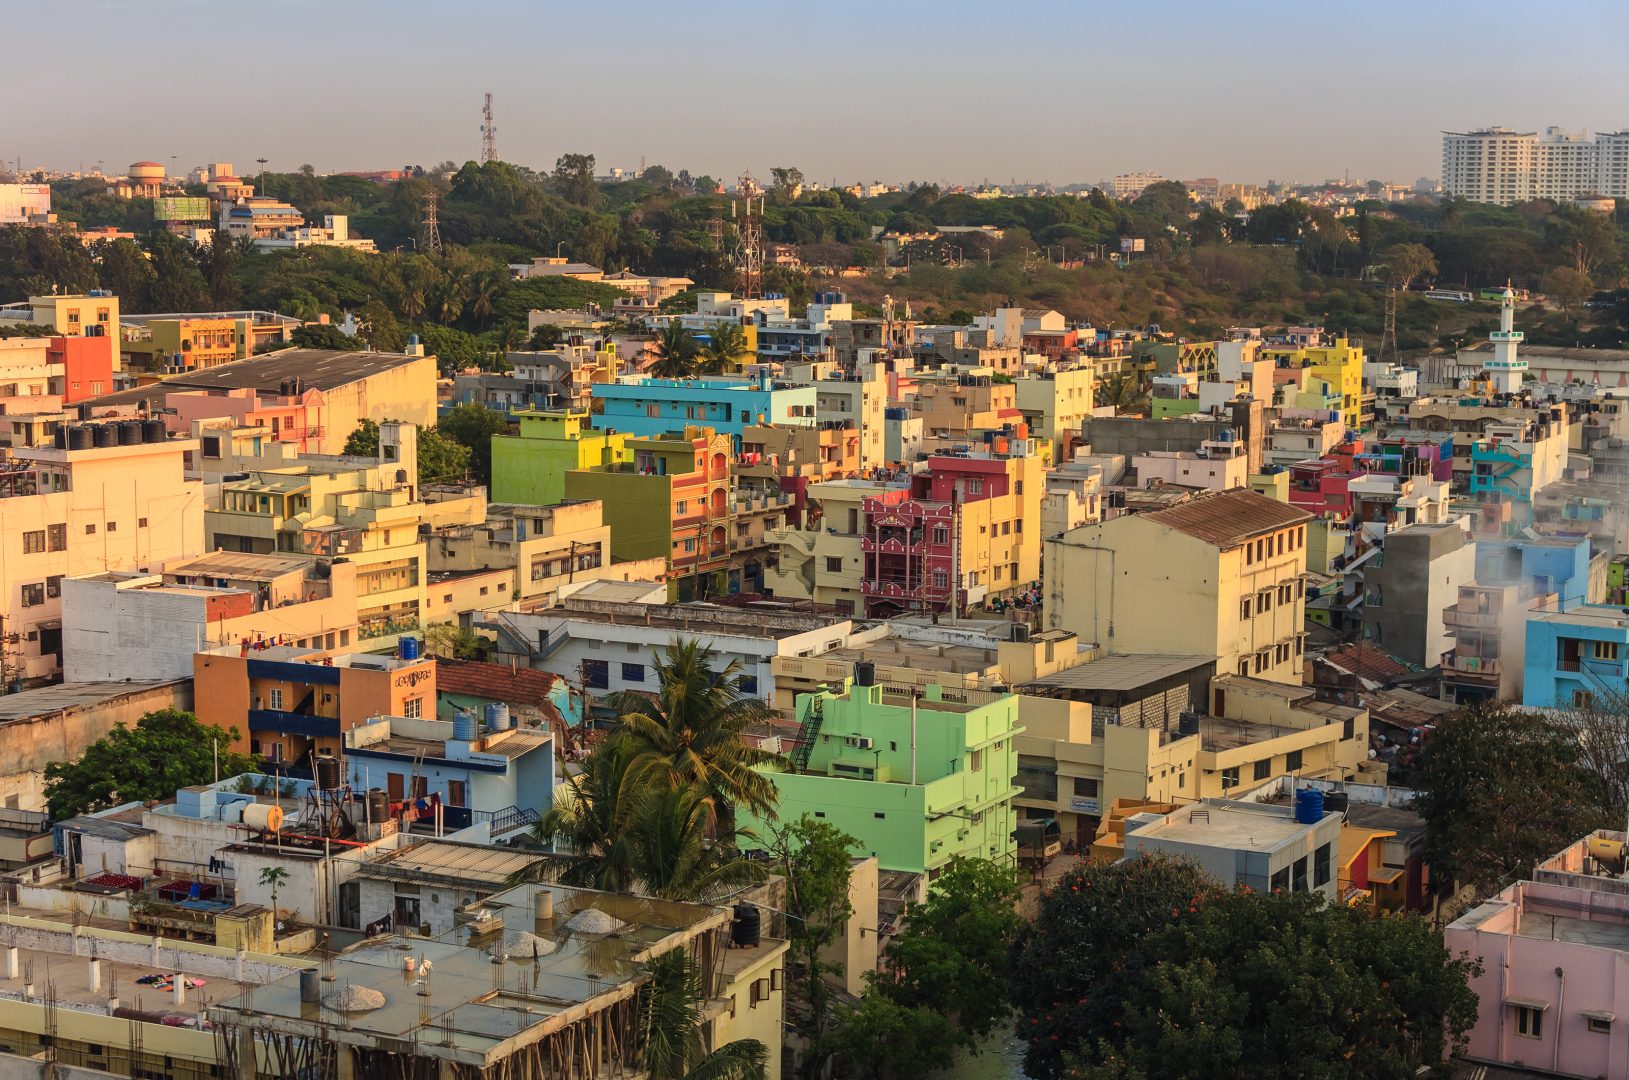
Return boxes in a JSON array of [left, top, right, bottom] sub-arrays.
[[848, 736, 875, 751]]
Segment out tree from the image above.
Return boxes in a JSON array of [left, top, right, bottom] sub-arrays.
[[258, 866, 289, 918], [1076, 890, 1479, 1079], [44, 709, 256, 820], [640, 949, 768, 1080], [864, 856, 1022, 1049], [533, 734, 644, 893], [527, 323, 565, 350], [341, 419, 471, 484], [768, 815, 857, 1080], [827, 994, 955, 1079], [697, 321, 749, 374], [1543, 265, 1594, 314], [1413, 706, 1605, 896], [621, 785, 765, 901], [290, 322, 354, 350], [1011, 854, 1222, 1080], [770, 167, 805, 202], [609, 639, 781, 831], [1098, 371, 1148, 415], [552, 153, 599, 205], [436, 402, 508, 485], [1380, 242, 1437, 289], [424, 622, 485, 660], [649, 321, 697, 378]]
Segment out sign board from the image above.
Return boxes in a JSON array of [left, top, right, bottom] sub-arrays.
[[1119, 237, 1145, 254], [1069, 797, 1100, 814], [153, 196, 211, 222]]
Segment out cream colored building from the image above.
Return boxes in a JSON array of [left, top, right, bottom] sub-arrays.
[[766, 479, 904, 612], [0, 422, 205, 685], [1045, 488, 1312, 684], [0, 292, 120, 351], [1014, 366, 1094, 463]]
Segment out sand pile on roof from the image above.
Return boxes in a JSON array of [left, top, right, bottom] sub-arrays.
[[566, 908, 626, 934], [324, 985, 386, 1012], [501, 930, 559, 958]]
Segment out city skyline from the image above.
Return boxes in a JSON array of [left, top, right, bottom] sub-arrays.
[[7, 0, 1628, 186]]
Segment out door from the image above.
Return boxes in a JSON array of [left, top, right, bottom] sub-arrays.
[[337, 882, 360, 929], [387, 772, 404, 801], [447, 780, 467, 808]]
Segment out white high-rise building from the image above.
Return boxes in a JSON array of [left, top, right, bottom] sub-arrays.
[[1442, 127, 1629, 204]]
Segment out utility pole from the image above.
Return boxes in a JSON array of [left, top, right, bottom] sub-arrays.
[[481, 93, 498, 164]]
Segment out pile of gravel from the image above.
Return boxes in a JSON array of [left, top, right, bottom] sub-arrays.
[[566, 908, 626, 935], [501, 929, 559, 958], [323, 985, 386, 1013]]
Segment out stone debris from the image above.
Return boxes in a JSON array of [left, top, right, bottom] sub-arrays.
[[566, 908, 626, 935], [324, 985, 387, 1012]]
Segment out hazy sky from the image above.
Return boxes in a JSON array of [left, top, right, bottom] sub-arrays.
[[8, 0, 1628, 186]]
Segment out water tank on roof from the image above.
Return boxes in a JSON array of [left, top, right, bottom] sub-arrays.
[[367, 788, 390, 823], [454, 710, 477, 742], [1177, 712, 1201, 736], [484, 702, 510, 732], [53, 427, 69, 450], [68, 426, 95, 451], [142, 418, 166, 443], [314, 751, 341, 791], [118, 420, 143, 446], [854, 661, 876, 686], [1294, 787, 1325, 825], [92, 424, 118, 448], [242, 803, 284, 832], [731, 901, 761, 947], [398, 636, 420, 662]]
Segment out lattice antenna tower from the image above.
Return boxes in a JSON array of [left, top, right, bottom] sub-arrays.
[[732, 173, 764, 300], [1380, 283, 1399, 364], [422, 192, 442, 255], [481, 93, 498, 164]]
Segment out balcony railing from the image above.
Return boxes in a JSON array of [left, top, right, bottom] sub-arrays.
[[1442, 654, 1500, 677], [1442, 608, 1501, 630]]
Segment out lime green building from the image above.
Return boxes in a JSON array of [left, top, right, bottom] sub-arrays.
[[491, 409, 629, 506], [747, 677, 1023, 875]]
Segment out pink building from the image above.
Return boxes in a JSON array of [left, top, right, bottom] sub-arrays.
[[1446, 831, 1629, 1076]]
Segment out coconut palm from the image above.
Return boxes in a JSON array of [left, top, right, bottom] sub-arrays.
[[641, 949, 769, 1080], [696, 322, 749, 375], [649, 322, 697, 379], [609, 639, 781, 831], [622, 785, 766, 901], [531, 733, 644, 892], [1098, 370, 1148, 415]]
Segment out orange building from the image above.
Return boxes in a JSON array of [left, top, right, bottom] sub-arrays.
[[193, 641, 436, 769]]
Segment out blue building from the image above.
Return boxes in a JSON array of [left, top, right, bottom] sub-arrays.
[[1523, 606, 1629, 709], [590, 373, 816, 450], [342, 711, 552, 838], [1473, 535, 1595, 613]]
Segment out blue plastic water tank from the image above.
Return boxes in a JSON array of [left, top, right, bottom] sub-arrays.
[[484, 701, 510, 731], [453, 710, 477, 741], [398, 636, 420, 661], [1294, 787, 1325, 825]]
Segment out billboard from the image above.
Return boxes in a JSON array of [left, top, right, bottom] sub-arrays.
[[1119, 237, 1146, 254], [153, 197, 211, 222]]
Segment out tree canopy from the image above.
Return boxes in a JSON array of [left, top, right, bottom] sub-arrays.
[[44, 709, 256, 820]]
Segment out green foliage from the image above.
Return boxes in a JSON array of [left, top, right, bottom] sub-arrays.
[[423, 622, 485, 661], [1543, 265, 1594, 313], [44, 709, 256, 820], [650, 322, 698, 378], [768, 815, 858, 1079], [436, 402, 508, 485], [1013, 856, 1479, 1080], [290, 322, 354, 350], [1413, 706, 1606, 896], [639, 950, 768, 1080], [697, 321, 749, 374], [827, 993, 955, 1079], [341, 419, 470, 484]]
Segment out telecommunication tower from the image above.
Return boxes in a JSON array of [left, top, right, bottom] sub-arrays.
[[480, 93, 498, 164], [1379, 283, 1398, 364], [422, 192, 442, 254], [732, 173, 764, 299]]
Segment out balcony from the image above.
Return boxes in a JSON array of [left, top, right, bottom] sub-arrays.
[[1442, 654, 1501, 678], [248, 709, 342, 739], [1442, 608, 1501, 630]]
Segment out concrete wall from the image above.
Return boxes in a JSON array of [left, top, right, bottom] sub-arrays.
[[0, 682, 192, 812]]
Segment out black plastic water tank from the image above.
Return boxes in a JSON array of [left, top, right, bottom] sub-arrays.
[[731, 902, 760, 948], [142, 418, 166, 443], [854, 661, 876, 687], [92, 424, 118, 448], [68, 426, 95, 451], [117, 420, 143, 445]]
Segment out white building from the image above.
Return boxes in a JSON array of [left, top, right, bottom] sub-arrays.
[[0, 184, 51, 225], [1442, 127, 1629, 204], [1123, 797, 1343, 900], [1109, 172, 1168, 200]]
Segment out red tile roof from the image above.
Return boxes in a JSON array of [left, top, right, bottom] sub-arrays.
[[435, 658, 562, 705], [1140, 488, 1312, 548]]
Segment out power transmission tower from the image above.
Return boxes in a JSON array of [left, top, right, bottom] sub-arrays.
[[732, 173, 764, 299], [421, 192, 442, 254], [1380, 283, 1398, 364], [481, 93, 498, 164]]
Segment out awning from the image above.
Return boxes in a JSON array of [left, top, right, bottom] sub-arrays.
[[1505, 997, 1552, 1012], [1581, 1010, 1616, 1024]]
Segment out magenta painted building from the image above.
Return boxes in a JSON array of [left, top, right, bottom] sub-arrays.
[[1446, 832, 1629, 1076]]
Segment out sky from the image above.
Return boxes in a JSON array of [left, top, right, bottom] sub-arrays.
[[7, 0, 1629, 187]]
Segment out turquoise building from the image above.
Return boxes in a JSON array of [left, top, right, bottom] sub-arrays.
[[590, 374, 816, 451], [745, 676, 1023, 875]]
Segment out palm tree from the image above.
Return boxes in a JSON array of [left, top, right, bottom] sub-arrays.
[[622, 785, 766, 901], [1098, 370, 1148, 415], [641, 949, 768, 1080], [610, 640, 781, 832], [696, 322, 749, 375], [650, 322, 697, 379], [531, 734, 644, 893], [467, 267, 505, 328]]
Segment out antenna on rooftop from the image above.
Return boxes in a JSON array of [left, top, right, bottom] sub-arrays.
[[481, 93, 499, 164]]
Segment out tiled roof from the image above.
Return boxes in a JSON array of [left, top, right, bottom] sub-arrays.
[[1320, 644, 1411, 683], [1140, 488, 1312, 548], [435, 659, 563, 710]]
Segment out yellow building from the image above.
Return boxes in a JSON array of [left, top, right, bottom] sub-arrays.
[[1014, 367, 1094, 465], [1265, 336, 1365, 431], [118, 312, 299, 377], [203, 425, 486, 645], [0, 292, 120, 365], [0, 420, 206, 685], [1044, 488, 1312, 684]]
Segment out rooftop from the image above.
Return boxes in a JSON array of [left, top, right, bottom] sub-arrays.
[[83, 348, 428, 407], [165, 550, 314, 581], [1139, 488, 1312, 547], [435, 658, 563, 706], [352, 838, 555, 888], [0, 679, 188, 722], [1021, 653, 1214, 693], [1131, 800, 1323, 853]]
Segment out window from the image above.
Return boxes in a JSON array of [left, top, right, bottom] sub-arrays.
[[969, 749, 983, 772], [1254, 759, 1271, 781], [738, 674, 758, 695], [22, 530, 44, 554], [1285, 749, 1303, 772], [447, 780, 467, 808], [1593, 641, 1621, 661], [1073, 777, 1099, 798], [1221, 766, 1240, 789], [1314, 842, 1331, 887], [1240, 599, 1252, 621], [932, 569, 950, 589], [20, 583, 43, 608], [932, 526, 949, 546], [968, 479, 983, 494], [1259, 591, 1272, 613], [583, 659, 609, 690], [106, 521, 116, 533], [47, 524, 66, 551], [85, 523, 96, 535], [1574, 690, 1596, 708], [1587, 1014, 1612, 1035], [826, 557, 843, 572], [402, 698, 421, 719], [622, 662, 645, 683], [676, 499, 687, 514], [268, 687, 285, 710], [138, 517, 148, 528], [1291, 855, 1309, 892], [45, 575, 61, 599], [1514, 1004, 1544, 1039]]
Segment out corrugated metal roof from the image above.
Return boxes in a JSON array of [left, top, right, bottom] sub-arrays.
[[1140, 488, 1312, 548], [83, 348, 428, 408]]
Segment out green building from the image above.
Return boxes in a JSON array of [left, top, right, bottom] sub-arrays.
[[491, 409, 628, 506], [747, 677, 1024, 875]]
